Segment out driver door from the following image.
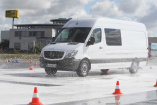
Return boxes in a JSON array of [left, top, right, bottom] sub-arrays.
[[85, 28, 104, 68]]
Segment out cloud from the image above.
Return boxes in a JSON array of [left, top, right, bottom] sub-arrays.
[[0, 0, 51, 10], [115, 0, 157, 36], [90, 0, 122, 18], [139, 5, 157, 28], [0, 0, 157, 37], [0, 0, 94, 38], [0, 0, 94, 24], [119, 0, 150, 17], [0, 0, 53, 24], [0, 9, 12, 30], [46, 0, 93, 18], [138, 5, 157, 36]]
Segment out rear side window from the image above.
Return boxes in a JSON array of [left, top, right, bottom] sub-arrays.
[[105, 28, 122, 46]]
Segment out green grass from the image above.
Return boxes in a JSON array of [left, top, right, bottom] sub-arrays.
[[0, 54, 40, 61]]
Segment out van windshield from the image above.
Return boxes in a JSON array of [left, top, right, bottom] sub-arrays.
[[55, 28, 91, 43]]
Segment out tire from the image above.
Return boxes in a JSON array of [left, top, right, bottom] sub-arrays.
[[101, 69, 109, 74], [45, 68, 57, 75], [77, 59, 90, 77], [129, 61, 139, 74]]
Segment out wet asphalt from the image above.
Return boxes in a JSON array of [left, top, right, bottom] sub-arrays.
[[50, 90, 157, 105], [0, 60, 40, 69], [0, 59, 157, 105]]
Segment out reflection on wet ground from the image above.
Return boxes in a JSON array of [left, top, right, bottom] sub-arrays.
[[129, 99, 157, 105], [0, 61, 40, 69], [51, 90, 157, 105], [4, 69, 129, 78], [0, 79, 62, 87]]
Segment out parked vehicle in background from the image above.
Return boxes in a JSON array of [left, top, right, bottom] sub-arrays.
[[40, 18, 148, 77]]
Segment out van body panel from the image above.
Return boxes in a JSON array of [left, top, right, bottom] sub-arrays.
[[43, 43, 83, 52], [63, 18, 96, 28], [40, 18, 148, 74]]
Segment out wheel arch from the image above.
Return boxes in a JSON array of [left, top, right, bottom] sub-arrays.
[[79, 57, 91, 70], [132, 57, 140, 66], [133, 57, 140, 62]]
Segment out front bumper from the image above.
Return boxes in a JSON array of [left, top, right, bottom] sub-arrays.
[[40, 57, 81, 71]]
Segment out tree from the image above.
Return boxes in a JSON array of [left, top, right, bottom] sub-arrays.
[[28, 44, 43, 54], [34, 44, 43, 54], [0, 40, 9, 52]]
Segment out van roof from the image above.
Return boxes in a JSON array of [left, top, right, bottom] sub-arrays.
[[63, 18, 146, 31], [63, 18, 97, 28]]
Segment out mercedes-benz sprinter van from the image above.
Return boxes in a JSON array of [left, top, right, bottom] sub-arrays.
[[40, 18, 148, 77]]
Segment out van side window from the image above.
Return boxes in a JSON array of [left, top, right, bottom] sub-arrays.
[[105, 28, 122, 46], [91, 28, 101, 43]]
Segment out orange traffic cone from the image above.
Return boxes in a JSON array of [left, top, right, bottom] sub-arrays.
[[29, 87, 43, 105], [113, 81, 123, 95], [115, 95, 121, 105], [6, 59, 8, 64], [154, 79, 157, 87], [29, 63, 33, 70], [34, 60, 37, 66]]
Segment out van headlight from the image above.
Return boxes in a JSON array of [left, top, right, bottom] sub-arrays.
[[65, 50, 78, 58]]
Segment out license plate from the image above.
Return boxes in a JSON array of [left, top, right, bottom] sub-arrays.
[[46, 64, 57, 68]]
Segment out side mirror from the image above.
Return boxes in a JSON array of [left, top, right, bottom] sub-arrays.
[[87, 37, 95, 46]]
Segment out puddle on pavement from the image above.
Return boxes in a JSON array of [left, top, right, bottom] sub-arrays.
[[50, 90, 157, 105]]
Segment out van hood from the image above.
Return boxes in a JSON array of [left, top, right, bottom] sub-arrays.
[[43, 42, 83, 51]]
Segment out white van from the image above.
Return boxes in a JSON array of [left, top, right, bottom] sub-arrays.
[[40, 18, 148, 77]]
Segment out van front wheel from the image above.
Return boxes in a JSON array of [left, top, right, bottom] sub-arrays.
[[77, 59, 90, 77], [45, 68, 57, 75], [129, 61, 139, 74]]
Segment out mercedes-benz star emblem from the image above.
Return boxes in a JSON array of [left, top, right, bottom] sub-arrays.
[[50, 52, 55, 58]]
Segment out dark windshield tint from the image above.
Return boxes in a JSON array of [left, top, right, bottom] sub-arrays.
[[55, 28, 91, 43]]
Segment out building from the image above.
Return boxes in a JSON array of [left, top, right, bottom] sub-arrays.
[[10, 24, 56, 50], [148, 37, 157, 50], [1, 30, 10, 41], [148, 37, 157, 57], [1, 18, 71, 51], [148, 37, 157, 44]]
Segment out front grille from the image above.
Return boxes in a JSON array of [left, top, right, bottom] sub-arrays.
[[44, 51, 64, 59]]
